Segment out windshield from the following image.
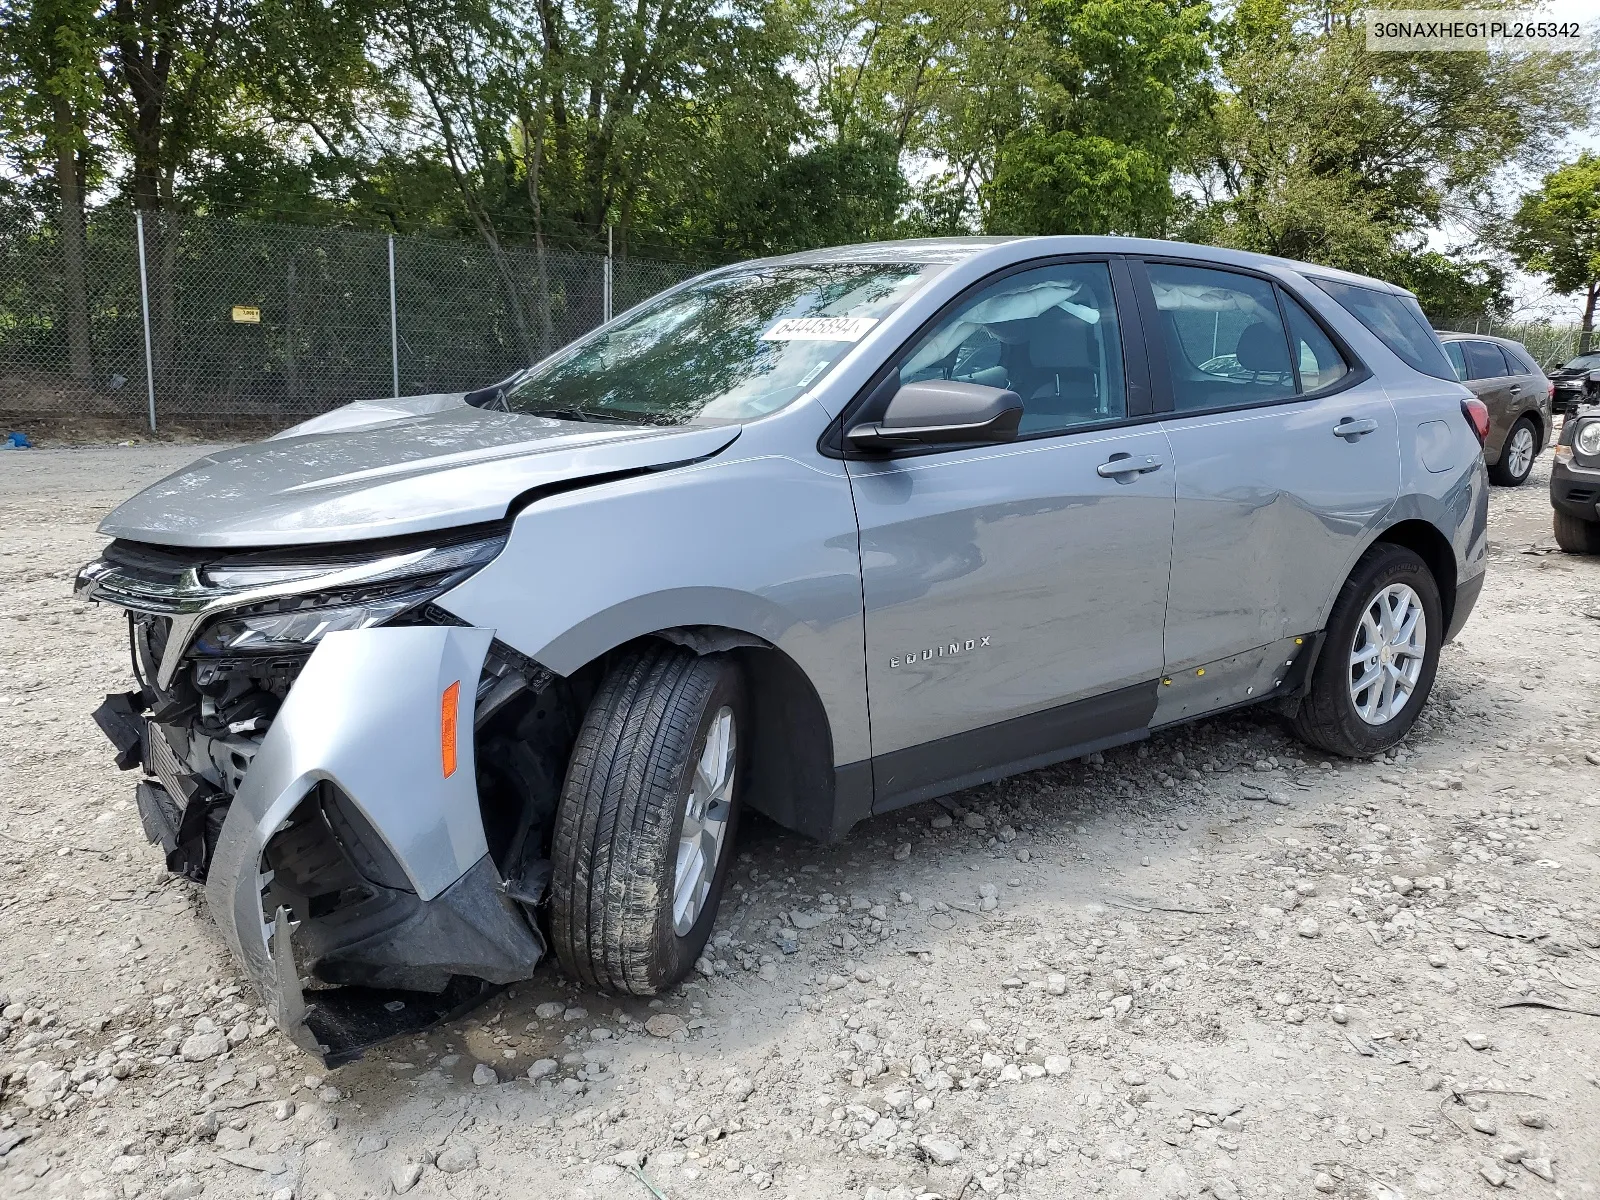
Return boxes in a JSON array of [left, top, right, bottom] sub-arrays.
[[502, 262, 937, 426], [1561, 354, 1600, 372]]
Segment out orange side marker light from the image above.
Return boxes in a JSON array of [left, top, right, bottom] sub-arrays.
[[441, 680, 461, 778]]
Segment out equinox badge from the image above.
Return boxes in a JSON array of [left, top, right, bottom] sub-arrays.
[[890, 636, 991, 669]]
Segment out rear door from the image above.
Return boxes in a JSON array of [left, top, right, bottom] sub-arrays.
[[845, 257, 1176, 806], [1138, 259, 1400, 716]]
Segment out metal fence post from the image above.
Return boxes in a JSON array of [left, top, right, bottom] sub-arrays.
[[135, 211, 157, 432], [603, 225, 613, 323], [388, 234, 400, 397]]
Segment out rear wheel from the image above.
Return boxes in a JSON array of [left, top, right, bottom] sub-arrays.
[[1489, 416, 1538, 486], [550, 644, 745, 994], [1291, 543, 1442, 758], [1553, 509, 1600, 555]]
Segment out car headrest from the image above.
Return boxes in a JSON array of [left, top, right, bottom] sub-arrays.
[[1235, 323, 1290, 374], [1028, 309, 1093, 370]]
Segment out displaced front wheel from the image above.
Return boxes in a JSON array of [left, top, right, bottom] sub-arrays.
[[1290, 543, 1442, 758], [550, 644, 745, 993]]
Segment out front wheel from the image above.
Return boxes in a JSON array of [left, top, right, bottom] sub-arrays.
[[1291, 544, 1442, 758], [1553, 509, 1600, 554], [550, 644, 745, 994], [1489, 416, 1538, 486]]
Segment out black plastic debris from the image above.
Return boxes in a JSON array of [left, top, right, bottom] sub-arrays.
[[93, 691, 148, 770]]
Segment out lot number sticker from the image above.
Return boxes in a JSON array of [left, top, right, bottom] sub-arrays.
[[761, 316, 879, 342]]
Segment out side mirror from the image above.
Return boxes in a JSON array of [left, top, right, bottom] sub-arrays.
[[846, 380, 1023, 452]]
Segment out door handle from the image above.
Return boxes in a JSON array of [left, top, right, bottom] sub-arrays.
[[1098, 453, 1164, 478], [1509, 384, 1522, 395], [1333, 417, 1378, 440]]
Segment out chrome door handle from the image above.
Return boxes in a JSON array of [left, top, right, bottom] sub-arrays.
[[1509, 385, 1522, 394], [1098, 453, 1164, 478], [1333, 417, 1378, 439]]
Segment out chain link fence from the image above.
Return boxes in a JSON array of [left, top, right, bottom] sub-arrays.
[[0, 207, 704, 433]]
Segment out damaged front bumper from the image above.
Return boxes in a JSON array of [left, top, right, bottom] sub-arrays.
[[94, 626, 548, 1066]]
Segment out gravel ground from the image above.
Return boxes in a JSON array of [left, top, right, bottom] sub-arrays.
[[1, 442, 1598, 1200]]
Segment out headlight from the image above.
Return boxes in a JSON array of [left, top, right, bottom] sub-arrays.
[[189, 534, 504, 656], [1575, 419, 1600, 459], [192, 591, 435, 654]]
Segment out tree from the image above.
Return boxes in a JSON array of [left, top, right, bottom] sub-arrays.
[[985, 0, 1213, 236], [0, 0, 103, 381], [1509, 154, 1600, 352], [1182, 0, 1597, 311]]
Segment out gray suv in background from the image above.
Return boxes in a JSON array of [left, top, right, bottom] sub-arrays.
[[1437, 332, 1553, 487], [76, 237, 1488, 1063]]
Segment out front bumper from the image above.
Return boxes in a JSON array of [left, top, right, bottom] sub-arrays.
[[99, 625, 546, 1065], [1551, 457, 1600, 522]]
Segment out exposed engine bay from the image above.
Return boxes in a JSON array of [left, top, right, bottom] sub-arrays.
[[80, 532, 582, 1066]]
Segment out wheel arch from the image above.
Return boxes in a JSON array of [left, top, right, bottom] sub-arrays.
[[1370, 518, 1458, 632], [536, 618, 866, 845]]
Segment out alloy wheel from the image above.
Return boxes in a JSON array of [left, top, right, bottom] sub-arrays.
[[672, 706, 736, 935], [1348, 583, 1427, 725], [1505, 424, 1535, 480]]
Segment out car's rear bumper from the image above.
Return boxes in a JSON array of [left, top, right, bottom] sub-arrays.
[[1551, 458, 1600, 522], [1446, 570, 1485, 643]]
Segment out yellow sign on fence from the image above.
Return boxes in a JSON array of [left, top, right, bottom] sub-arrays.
[[231, 305, 261, 324]]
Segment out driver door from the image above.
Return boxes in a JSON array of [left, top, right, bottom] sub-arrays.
[[844, 258, 1176, 809]]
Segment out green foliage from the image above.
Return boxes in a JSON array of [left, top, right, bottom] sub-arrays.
[[1180, 0, 1597, 319], [0, 0, 1596, 289], [1392, 251, 1510, 325], [1508, 153, 1600, 337], [986, 0, 1213, 235]]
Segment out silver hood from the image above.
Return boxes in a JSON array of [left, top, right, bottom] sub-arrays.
[[99, 406, 742, 548]]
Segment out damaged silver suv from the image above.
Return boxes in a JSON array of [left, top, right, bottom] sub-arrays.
[[79, 237, 1488, 1064]]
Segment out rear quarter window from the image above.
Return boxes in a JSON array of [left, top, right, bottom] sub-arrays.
[[1310, 278, 1456, 382], [1503, 344, 1541, 376]]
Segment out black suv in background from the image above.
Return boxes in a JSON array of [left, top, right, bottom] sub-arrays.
[[1549, 351, 1600, 416], [1552, 405, 1600, 554]]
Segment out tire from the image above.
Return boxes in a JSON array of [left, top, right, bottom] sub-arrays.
[[1488, 415, 1538, 486], [550, 643, 745, 994], [1553, 509, 1600, 555], [1290, 543, 1442, 758]]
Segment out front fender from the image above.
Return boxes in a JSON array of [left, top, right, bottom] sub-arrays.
[[434, 448, 872, 765]]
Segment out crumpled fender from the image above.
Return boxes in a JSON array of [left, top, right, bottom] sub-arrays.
[[205, 625, 495, 1045]]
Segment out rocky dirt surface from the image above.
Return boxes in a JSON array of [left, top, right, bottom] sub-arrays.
[[1, 442, 1598, 1200]]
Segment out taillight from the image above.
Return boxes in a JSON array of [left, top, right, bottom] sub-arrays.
[[1548, 380, 1555, 403], [1462, 398, 1490, 445]]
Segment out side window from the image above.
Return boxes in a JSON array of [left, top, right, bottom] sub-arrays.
[[1505, 344, 1539, 376], [1463, 340, 1508, 380], [1310, 278, 1456, 381], [1147, 263, 1295, 411], [1282, 292, 1351, 392], [1444, 341, 1468, 381], [899, 262, 1125, 435]]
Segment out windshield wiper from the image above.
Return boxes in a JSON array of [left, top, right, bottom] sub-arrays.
[[517, 407, 632, 425]]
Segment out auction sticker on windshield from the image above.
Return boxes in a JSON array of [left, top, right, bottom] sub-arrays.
[[761, 316, 879, 342]]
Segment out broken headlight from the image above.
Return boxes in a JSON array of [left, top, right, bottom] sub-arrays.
[[189, 535, 505, 656]]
